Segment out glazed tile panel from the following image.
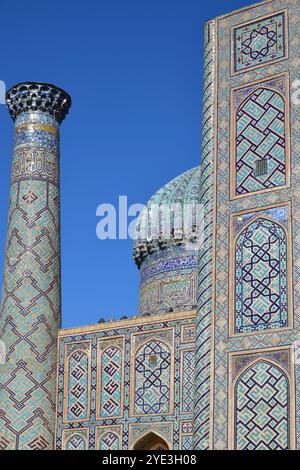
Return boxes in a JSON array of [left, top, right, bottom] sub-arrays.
[[99, 432, 120, 450], [232, 75, 289, 197], [194, 20, 217, 450], [66, 434, 87, 450], [236, 361, 289, 449], [212, 0, 299, 450], [67, 350, 90, 421], [134, 340, 171, 415], [232, 10, 287, 73], [231, 205, 290, 334], [0, 112, 61, 449], [139, 249, 198, 316], [99, 346, 122, 418], [63, 428, 89, 450], [229, 348, 293, 450], [180, 421, 193, 450], [56, 314, 196, 450], [95, 425, 123, 450], [180, 350, 194, 413], [0, 83, 70, 450]]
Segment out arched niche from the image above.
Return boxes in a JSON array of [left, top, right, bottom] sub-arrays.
[[133, 432, 170, 450], [234, 359, 289, 450]]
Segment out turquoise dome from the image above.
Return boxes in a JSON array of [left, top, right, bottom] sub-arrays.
[[133, 166, 201, 316], [133, 166, 201, 268]]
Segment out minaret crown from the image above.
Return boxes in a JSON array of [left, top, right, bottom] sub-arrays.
[[6, 82, 71, 124]]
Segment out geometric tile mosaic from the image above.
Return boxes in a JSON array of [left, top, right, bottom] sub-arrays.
[[209, 0, 300, 450], [180, 421, 193, 450], [234, 216, 288, 334], [100, 346, 122, 418], [181, 435, 193, 450], [193, 19, 216, 450], [180, 350, 194, 413], [0, 105, 65, 449], [134, 340, 171, 415], [234, 360, 289, 449], [67, 350, 89, 421], [181, 323, 196, 343], [231, 75, 288, 198], [56, 314, 195, 450], [232, 11, 287, 74], [62, 427, 89, 451]]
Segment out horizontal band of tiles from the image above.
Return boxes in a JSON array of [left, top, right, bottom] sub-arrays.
[[15, 123, 58, 135]]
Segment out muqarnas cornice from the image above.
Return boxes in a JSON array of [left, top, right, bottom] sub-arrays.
[[6, 82, 71, 124]]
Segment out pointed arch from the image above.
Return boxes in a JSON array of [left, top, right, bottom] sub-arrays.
[[233, 359, 290, 450], [132, 432, 170, 450], [237, 85, 285, 113], [233, 216, 288, 334], [133, 340, 172, 415]]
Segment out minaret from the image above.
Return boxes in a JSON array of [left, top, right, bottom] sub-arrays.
[[0, 83, 71, 450], [194, 21, 216, 450]]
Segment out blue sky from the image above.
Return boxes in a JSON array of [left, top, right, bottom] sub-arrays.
[[0, 0, 257, 327]]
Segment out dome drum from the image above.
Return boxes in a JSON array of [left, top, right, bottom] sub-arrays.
[[134, 167, 201, 316]]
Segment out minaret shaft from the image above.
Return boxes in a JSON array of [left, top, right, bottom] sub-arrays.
[[0, 83, 70, 450]]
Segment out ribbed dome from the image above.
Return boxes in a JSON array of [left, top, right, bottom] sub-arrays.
[[133, 166, 201, 268]]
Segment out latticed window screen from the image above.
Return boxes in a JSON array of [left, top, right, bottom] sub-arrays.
[[150, 354, 158, 366], [255, 159, 268, 177]]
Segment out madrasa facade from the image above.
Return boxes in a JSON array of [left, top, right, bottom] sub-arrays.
[[0, 0, 300, 451]]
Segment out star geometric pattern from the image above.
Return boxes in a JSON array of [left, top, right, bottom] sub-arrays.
[[210, 0, 300, 449], [233, 12, 286, 73], [55, 317, 196, 450], [235, 217, 288, 334], [134, 341, 171, 415]]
